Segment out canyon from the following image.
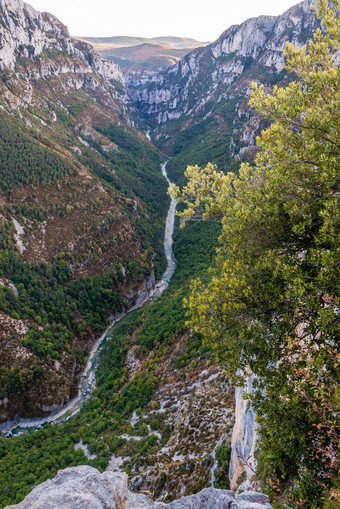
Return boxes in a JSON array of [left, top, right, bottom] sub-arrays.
[[0, 0, 334, 507]]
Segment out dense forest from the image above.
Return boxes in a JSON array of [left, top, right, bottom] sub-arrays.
[[0, 115, 75, 193]]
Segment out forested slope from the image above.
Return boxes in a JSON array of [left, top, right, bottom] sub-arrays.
[[0, 0, 167, 421], [0, 0, 338, 508]]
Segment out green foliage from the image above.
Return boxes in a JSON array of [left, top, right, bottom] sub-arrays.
[[174, 2, 340, 506], [116, 373, 158, 414], [94, 124, 166, 216], [83, 123, 167, 277], [0, 113, 74, 192], [134, 220, 220, 355], [0, 222, 15, 251], [166, 105, 237, 187], [138, 424, 149, 436], [0, 425, 90, 507], [0, 251, 122, 332], [0, 367, 38, 399], [0, 250, 124, 394], [0, 205, 218, 507], [23, 323, 73, 359], [214, 444, 231, 489], [150, 418, 160, 431]]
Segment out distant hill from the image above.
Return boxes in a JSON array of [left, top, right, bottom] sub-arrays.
[[77, 35, 208, 49], [77, 36, 150, 47], [100, 42, 191, 70], [150, 36, 210, 49], [77, 35, 208, 72]]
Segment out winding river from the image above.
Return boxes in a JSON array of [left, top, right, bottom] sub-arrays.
[[1, 160, 177, 437], [150, 162, 177, 297]]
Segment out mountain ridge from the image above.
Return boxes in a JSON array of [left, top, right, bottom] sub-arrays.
[[77, 35, 208, 74], [0, 0, 334, 507], [129, 0, 319, 177], [77, 35, 207, 49]]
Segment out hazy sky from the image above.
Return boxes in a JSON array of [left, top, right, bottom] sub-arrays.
[[28, 0, 301, 41]]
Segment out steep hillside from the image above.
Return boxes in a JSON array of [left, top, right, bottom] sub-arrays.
[[0, 0, 167, 422], [129, 0, 320, 181]]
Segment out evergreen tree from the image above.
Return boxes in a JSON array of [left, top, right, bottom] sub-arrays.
[[173, 1, 340, 505]]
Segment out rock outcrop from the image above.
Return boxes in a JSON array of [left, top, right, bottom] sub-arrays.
[[129, 0, 319, 161], [5, 466, 273, 509], [229, 372, 258, 491], [0, 0, 130, 118], [0, 0, 122, 78]]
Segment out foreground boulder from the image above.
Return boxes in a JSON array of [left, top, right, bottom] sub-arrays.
[[6, 465, 273, 509]]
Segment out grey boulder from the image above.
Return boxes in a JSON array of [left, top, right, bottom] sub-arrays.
[[6, 465, 272, 509]]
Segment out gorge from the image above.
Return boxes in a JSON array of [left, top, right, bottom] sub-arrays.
[[1, 158, 177, 437], [0, 0, 338, 507]]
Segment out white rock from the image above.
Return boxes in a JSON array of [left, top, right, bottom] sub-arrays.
[[129, 0, 318, 124], [229, 372, 258, 492], [12, 217, 26, 254], [5, 466, 273, 509], [0, 0, 130, 115], [5, 466, 128, 509]]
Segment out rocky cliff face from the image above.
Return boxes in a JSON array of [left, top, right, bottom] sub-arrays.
[[0, 0, 123, 81], [229, 373, 258, 491], [5, 465, 273, 509], [129, 0, 319, 163], [0, 0, 130, 118]]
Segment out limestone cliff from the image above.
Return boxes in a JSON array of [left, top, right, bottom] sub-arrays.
[[0, 0, 130, 119], [229, 373, 258, 491], [129, 0, 319, 162], [5, 465, 273, 509]]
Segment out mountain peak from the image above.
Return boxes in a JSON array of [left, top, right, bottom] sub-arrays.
[[0, 0, 126, 101]]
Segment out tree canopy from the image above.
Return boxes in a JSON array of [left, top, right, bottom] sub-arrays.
[[173, 0, 340, 505]]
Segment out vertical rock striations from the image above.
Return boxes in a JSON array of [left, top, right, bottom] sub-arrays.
[[0, 0, 131, 118], [229, 373, 258, 491], [129, 0, 319, 160]]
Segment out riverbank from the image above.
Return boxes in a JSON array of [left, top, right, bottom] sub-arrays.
[[0, 214, 222, 508], [0, 161, 177, 438]]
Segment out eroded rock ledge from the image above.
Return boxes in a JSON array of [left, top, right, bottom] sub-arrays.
[[6, 465, 272, 509]]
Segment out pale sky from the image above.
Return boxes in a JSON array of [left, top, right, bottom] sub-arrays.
[[28, 0, 302, 41]]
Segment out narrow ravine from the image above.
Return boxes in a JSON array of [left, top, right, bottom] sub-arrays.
[[1, 160, 177, 437]]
